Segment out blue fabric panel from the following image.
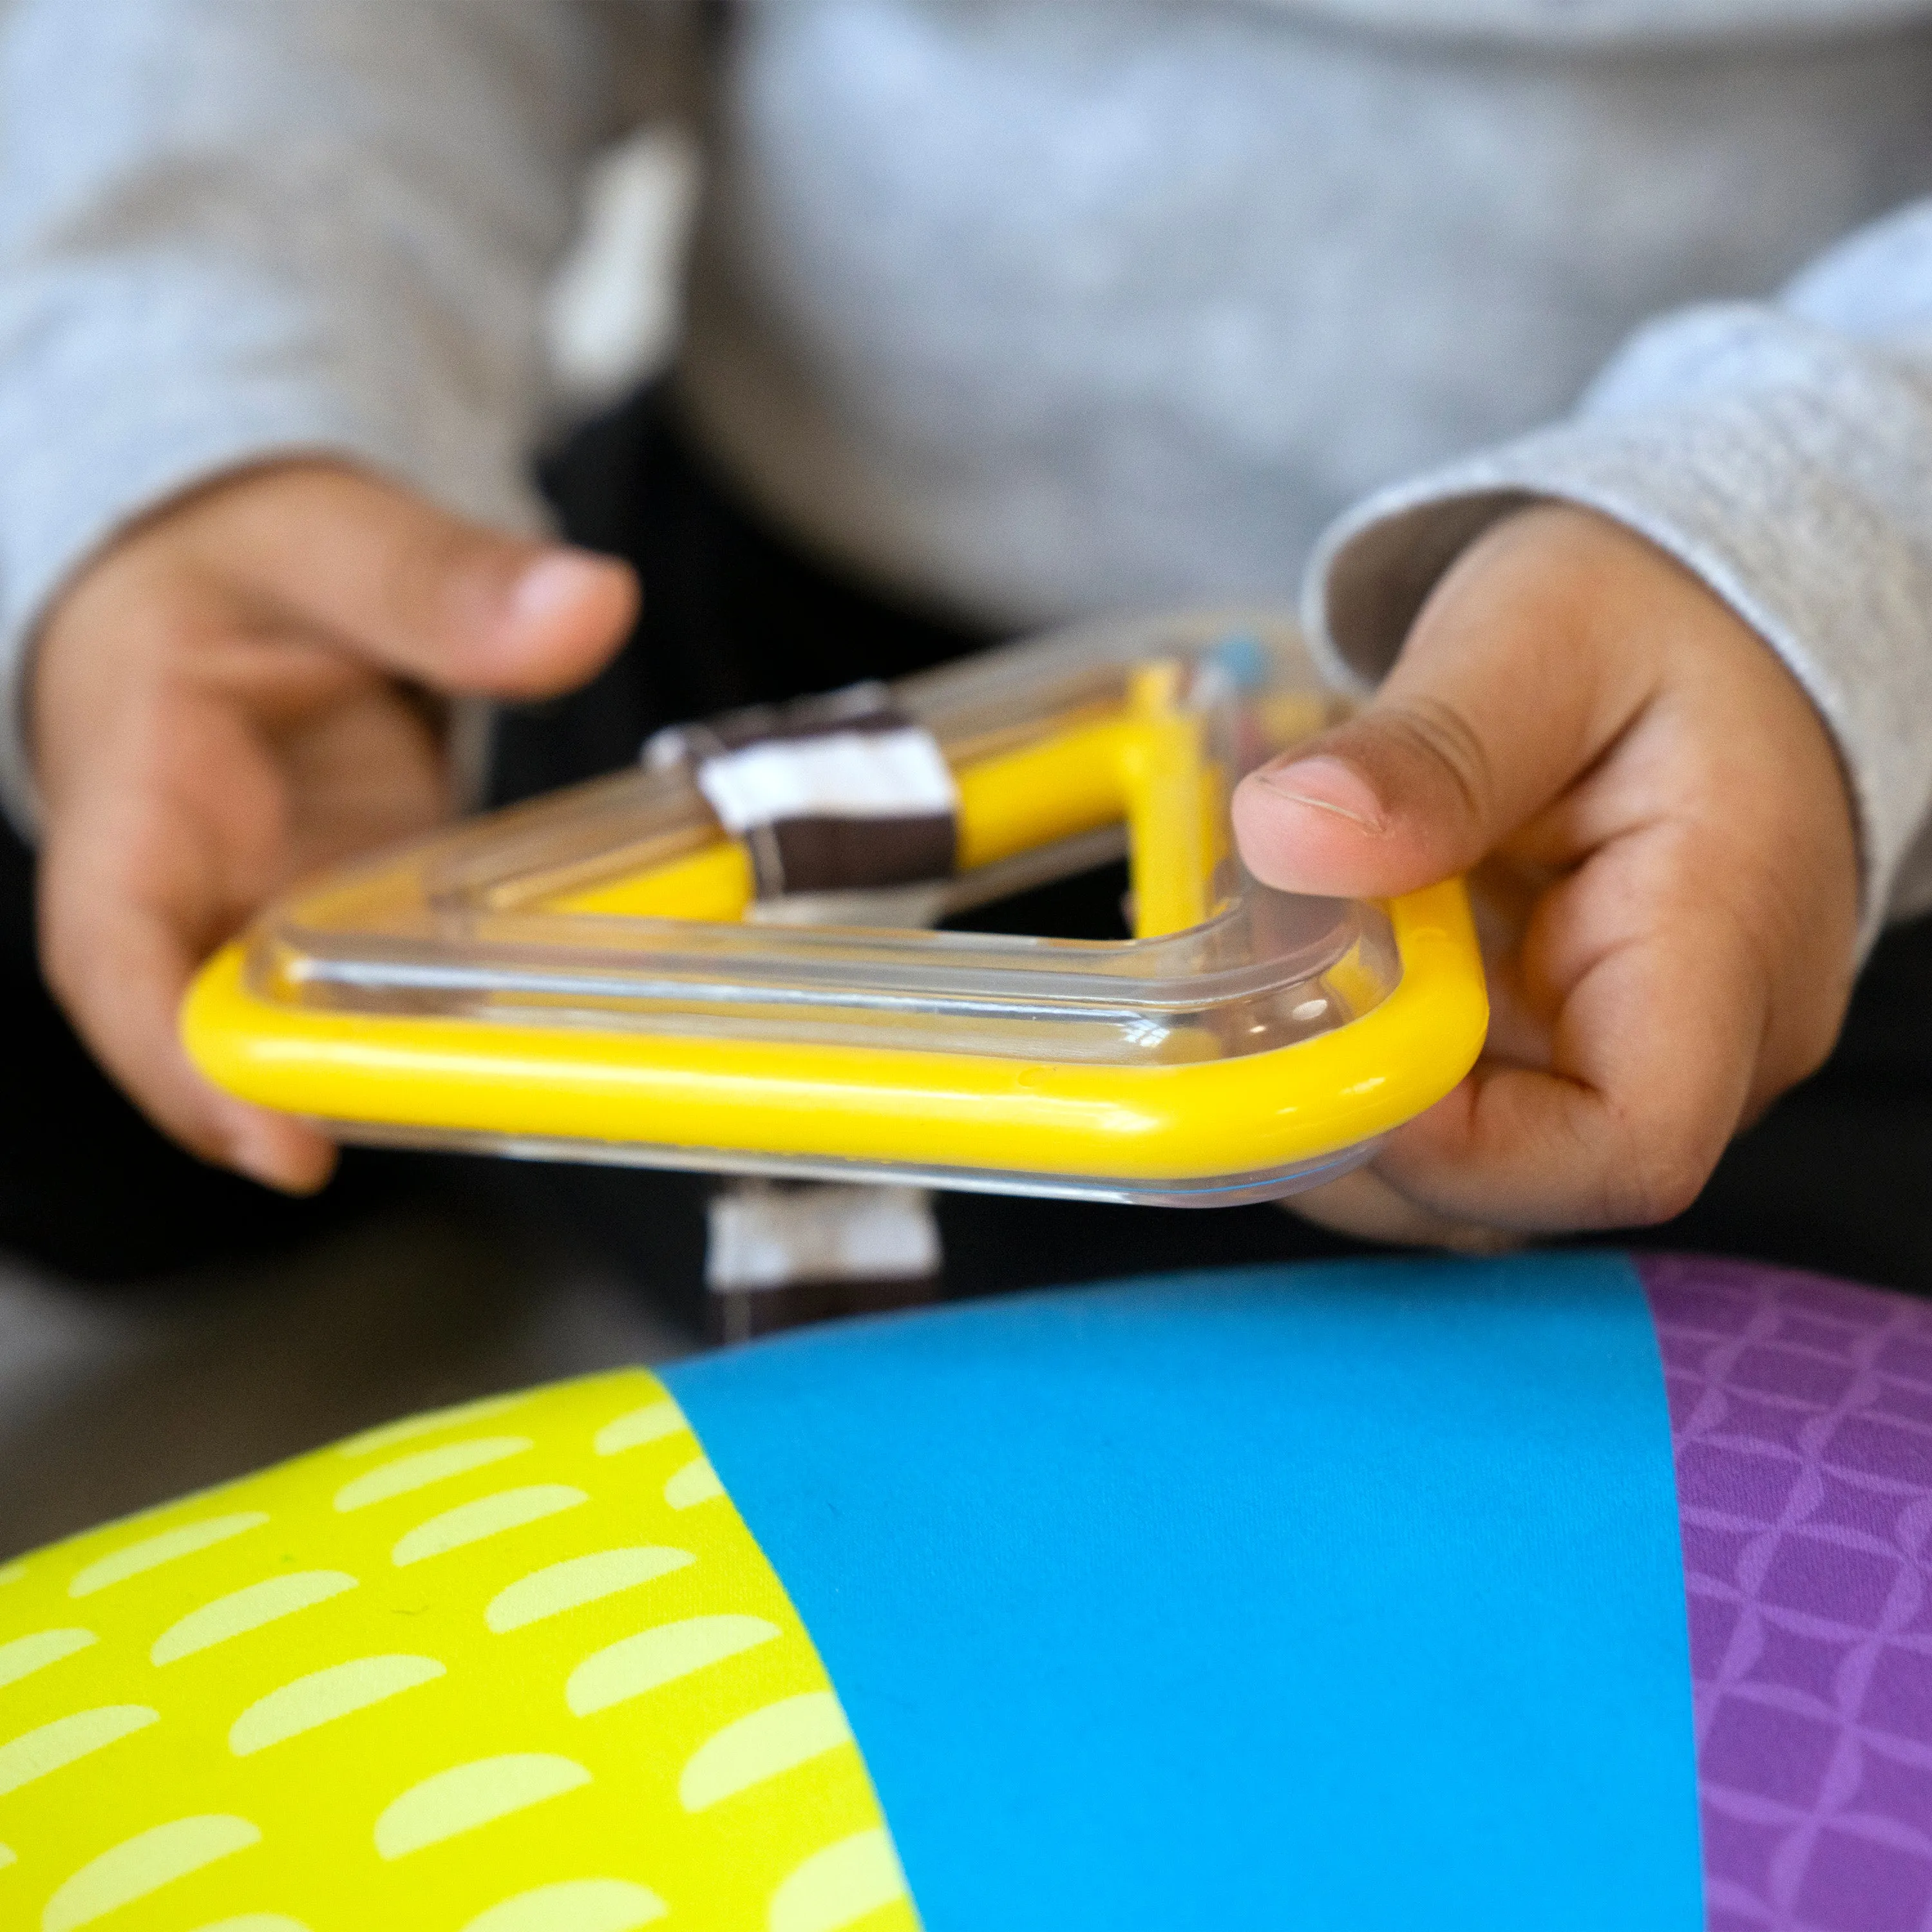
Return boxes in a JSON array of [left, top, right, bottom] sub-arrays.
[[664, 1253, 1702, 1932]]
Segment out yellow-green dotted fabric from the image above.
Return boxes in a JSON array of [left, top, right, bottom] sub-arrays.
[[0, 1371, 918, 1932]]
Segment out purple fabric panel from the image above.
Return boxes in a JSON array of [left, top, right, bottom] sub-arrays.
[[1638, 1253, 1932, 1932]]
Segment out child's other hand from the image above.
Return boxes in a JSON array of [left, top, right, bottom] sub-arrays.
[[32, 461, 636, 1192], [1232, 502, 1860, 1244]]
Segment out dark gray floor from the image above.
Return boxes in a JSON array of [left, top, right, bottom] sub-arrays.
[[0, 1204, 692, 1563]]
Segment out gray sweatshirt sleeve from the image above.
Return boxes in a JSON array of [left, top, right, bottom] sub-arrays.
[[0, 0, 645, 831], [1303, 198, 1932, 949]]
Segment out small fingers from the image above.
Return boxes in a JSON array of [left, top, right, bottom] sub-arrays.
[[43, 880, 336, 1193], [37, 737, 338, 1196], [1242, 503, 1859, 1242], [1285, 1165, 1527, 1254], [1370, 905, 1763, 1231], [192, 463, 638, 699], [28, 460, 628, 1197]]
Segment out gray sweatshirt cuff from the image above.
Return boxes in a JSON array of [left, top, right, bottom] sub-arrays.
[[1302, 305, 1932, 952]]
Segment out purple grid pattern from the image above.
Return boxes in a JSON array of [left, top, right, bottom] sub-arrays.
[[1639, 1254, 1932, 1932]]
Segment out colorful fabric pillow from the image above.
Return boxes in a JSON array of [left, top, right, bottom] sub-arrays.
[[1, 1252, 1926, 1932]]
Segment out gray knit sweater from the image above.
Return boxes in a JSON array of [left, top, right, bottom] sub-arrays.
[[6, 0, 1932, 940]]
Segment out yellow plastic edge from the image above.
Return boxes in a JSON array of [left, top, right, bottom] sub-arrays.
[[181, 882, 1487, 1184], [552, 717, 1140, 924], [562, 838, 755, 921], [549, 681, 1217, 938]]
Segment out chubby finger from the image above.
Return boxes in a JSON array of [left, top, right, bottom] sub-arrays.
[[1284, 1165, 1526, 1254], [197, 463, 638, 699], [1369, 875, 1765, 1229], [38, 825, 336, 1196]]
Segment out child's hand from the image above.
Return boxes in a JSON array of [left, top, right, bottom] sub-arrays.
[[32, 460, 636, 1192], [1232, 502, 1860, 1244]]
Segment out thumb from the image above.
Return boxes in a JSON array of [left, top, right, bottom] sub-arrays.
[[214, 462, 638, 697], [1231, 701, 1525, 900], [1231, 520, 1638, 898]]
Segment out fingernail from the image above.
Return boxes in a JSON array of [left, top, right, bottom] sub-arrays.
[[509, 549, 622, 627], [1251, 755, 1387, 833]]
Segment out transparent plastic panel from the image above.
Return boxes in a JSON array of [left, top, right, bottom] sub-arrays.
[[187, 610, 1487, 1203]]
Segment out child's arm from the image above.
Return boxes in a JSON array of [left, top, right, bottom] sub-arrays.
[[1239, 207, 1932, 1244], [1, 0, 650, 1184]]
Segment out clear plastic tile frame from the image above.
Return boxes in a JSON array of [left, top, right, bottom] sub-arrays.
[[184, 611, 1487, 1206]]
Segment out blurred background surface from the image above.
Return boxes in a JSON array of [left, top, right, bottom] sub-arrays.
[[0, 1202, 696, 1560]]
